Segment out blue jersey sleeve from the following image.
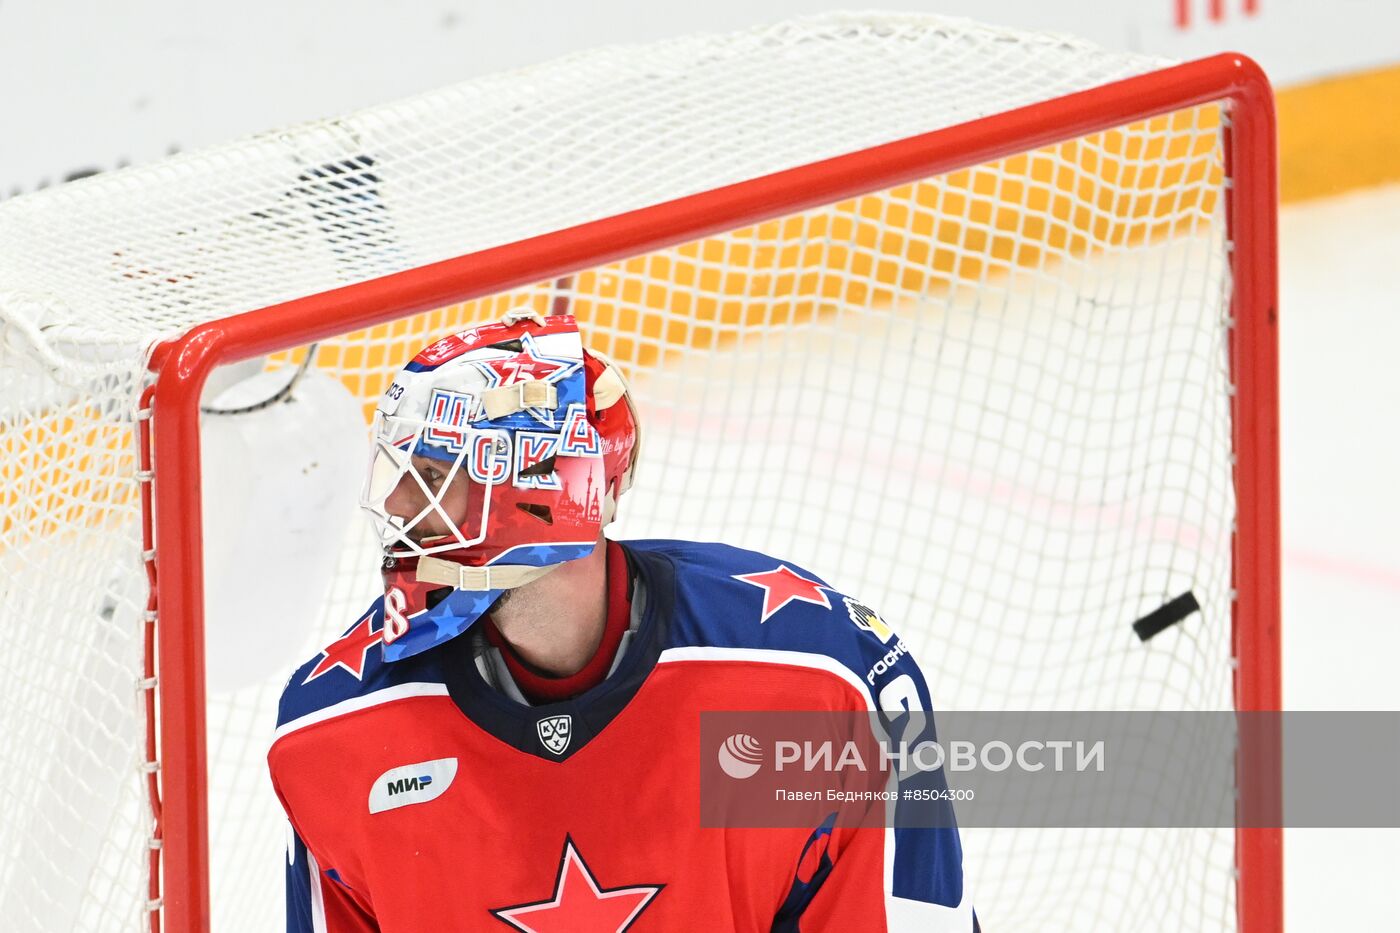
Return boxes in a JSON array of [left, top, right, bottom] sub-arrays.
[[554, 539, 978, 929], [285, 826, 380, 933], [830, 593, 975, 928], [285, 829, 318, 933]]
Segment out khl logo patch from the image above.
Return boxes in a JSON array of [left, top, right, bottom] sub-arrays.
[[537, 715, 572, 756]]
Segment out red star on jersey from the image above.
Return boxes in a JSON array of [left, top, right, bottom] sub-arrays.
[[302, 614, 382, 684], [732, 564, 832, 622], [491, 836, 663, 932]]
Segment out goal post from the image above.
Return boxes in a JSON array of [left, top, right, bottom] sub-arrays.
[[0, 14, 1279, 932]]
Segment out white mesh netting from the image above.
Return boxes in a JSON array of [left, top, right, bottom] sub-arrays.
[[0, 12, 1244, 932]]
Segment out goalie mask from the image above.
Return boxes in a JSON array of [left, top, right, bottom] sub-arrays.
[[361, 309, 639, 661]]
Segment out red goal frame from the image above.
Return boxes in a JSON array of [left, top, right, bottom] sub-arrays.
[[139, 53, 1281, 933]]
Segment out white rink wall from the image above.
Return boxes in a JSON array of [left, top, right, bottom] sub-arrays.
[[2, 0, 1398, 197]]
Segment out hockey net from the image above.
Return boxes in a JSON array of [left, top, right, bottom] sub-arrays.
[[0, 12, 1277, 932]]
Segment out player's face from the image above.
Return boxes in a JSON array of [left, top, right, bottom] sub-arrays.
[[383, 454, 475, 543]]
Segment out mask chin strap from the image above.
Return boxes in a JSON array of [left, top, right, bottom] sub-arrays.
[[414, 556, 560, 591]]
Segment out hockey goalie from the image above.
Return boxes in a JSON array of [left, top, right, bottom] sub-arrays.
[[268, 309, 976, 931]]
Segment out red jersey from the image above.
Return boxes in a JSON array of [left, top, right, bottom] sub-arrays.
[[270, 539, 973, 931]]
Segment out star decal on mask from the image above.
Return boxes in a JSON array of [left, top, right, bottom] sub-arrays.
[[474, 332, 581, 427], [428, 592, 496, 640], [732, 564, 833, 623], [302, 614, 382, 684], [525, 544, 561, 563], [490, 835, 663, 932]]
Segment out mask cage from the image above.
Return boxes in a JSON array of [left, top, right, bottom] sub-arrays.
[[359, 410, 510, 557]]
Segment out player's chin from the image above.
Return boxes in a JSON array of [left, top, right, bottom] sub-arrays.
[[485, 589, 512, 616]]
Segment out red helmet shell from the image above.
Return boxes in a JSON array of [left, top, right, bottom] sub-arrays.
[[360, 310, 640, 659]]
